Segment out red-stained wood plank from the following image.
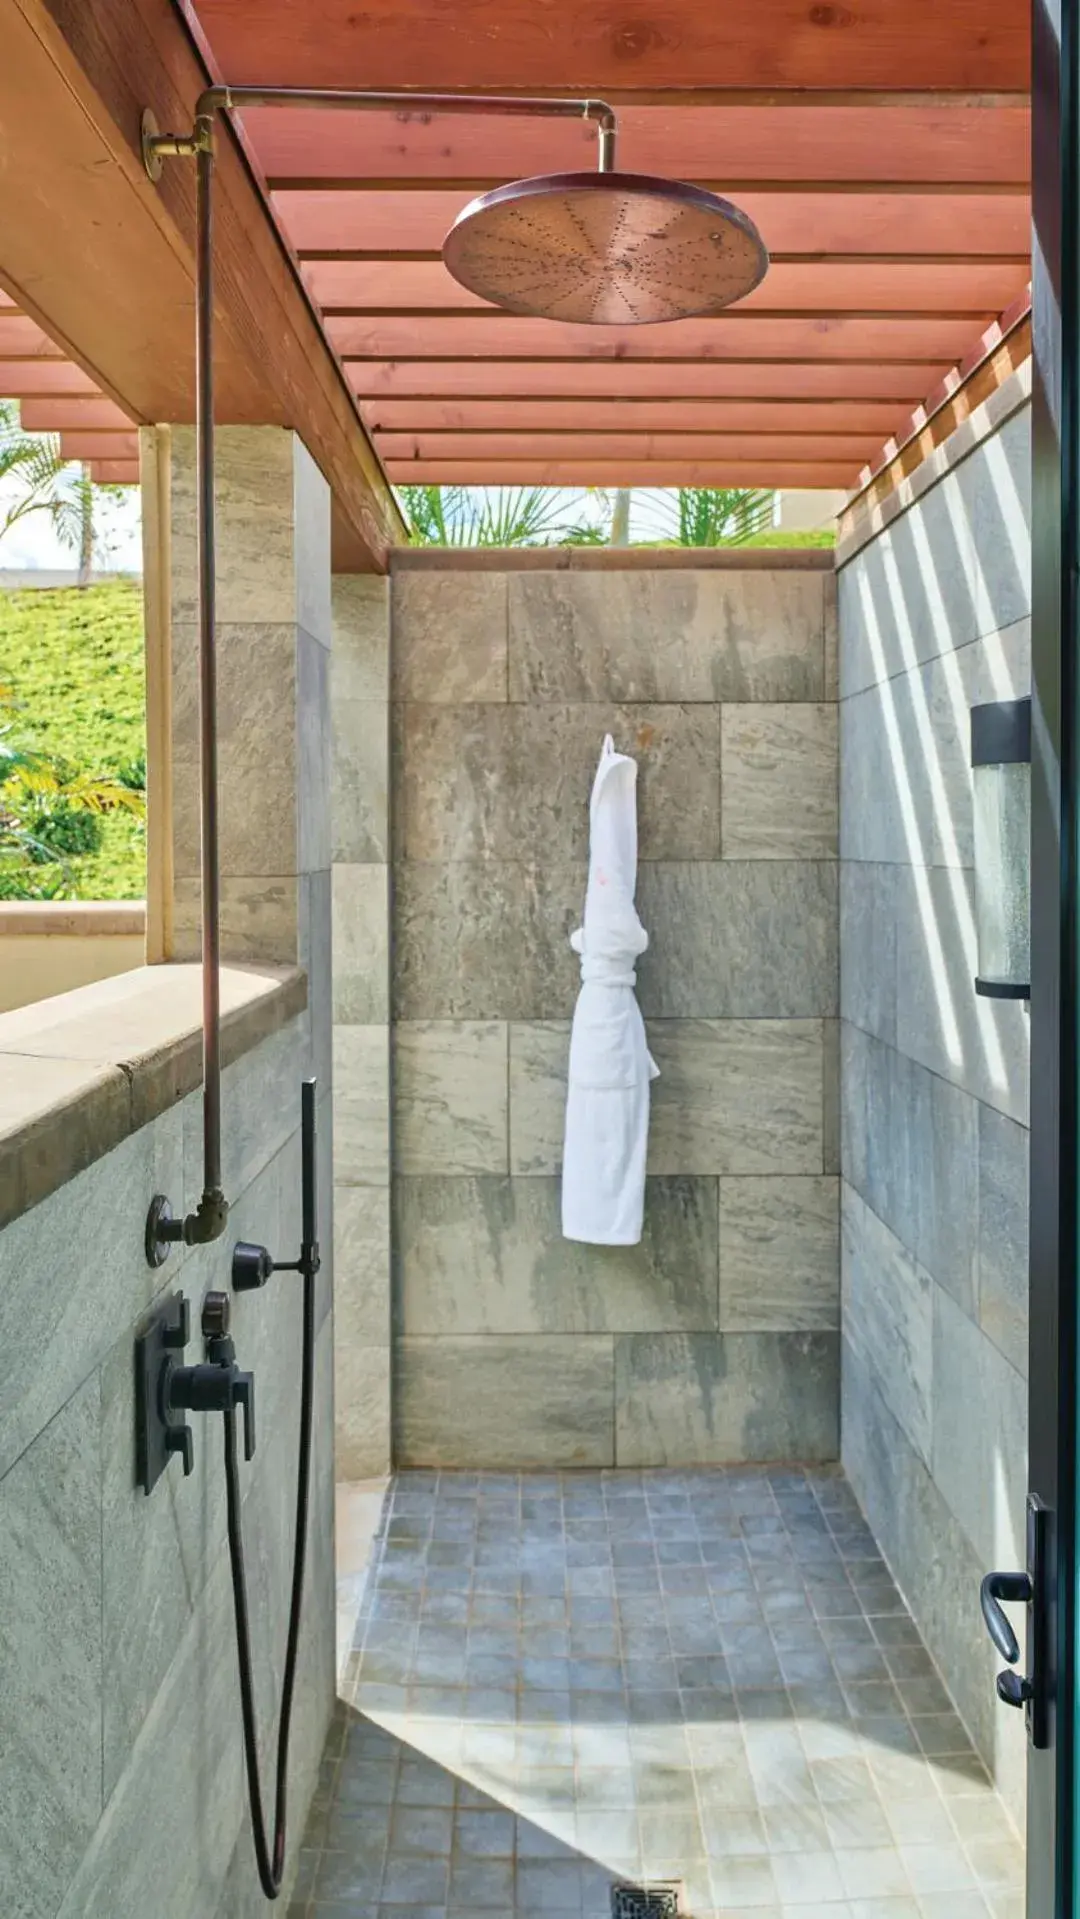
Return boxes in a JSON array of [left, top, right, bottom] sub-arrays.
[[378, 430, 877, 462], [0, 358, 101, 397], [275, 188, 1033, 260], [21, 395, 133, 429], [350, 359, 941, 402], [305, 258, 1029, 317], [363, 398, 907, 434], [59, 431, 140, 460], [329, 314, 990, 362], [192, 0, 1030, 93], [246, 103, 1030, 189], [0, 315, 65, 359], [385, 461, 860, 486], [87, 461, 138, 483]]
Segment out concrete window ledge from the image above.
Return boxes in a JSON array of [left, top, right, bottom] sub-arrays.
[[0, 962, 306, 1229]]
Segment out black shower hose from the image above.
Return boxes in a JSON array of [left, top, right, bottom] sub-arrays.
[[222, 1253, 316, 1901]]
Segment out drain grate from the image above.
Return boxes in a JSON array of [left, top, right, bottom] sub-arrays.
[[611, 1888, 681, 1918]]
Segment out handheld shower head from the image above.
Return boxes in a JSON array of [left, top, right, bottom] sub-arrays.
[[442, 172, 769, 325]]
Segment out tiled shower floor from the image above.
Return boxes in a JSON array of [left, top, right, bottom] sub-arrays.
[[294, 1470, 1024, 1918]]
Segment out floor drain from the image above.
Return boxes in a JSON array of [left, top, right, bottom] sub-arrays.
[[611, 1889, 681, 1918]]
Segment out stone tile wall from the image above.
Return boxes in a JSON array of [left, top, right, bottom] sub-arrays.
[[837, 389, 1031, 1826], [383, 559, 840, 1471], [0, 425, 337, 1917]]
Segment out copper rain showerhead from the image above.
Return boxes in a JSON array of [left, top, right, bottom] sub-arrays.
[[442, 172, 769, 325]]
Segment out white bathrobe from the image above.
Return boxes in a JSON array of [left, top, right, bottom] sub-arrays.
[[562, 735, 658, 1246]]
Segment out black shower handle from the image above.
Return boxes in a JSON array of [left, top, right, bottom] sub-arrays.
[[980, 1570, 1031, 1665]]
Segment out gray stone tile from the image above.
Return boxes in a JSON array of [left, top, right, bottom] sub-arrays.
[[395, 1174, 719, 1335], [976, 1102, 1029, 1378], [298, 627, 332, 874], [173, 873, 300, 967], [0, 1378, 102, 1919], [840, 682, 911, 866], [841, 1026, 979, 1317], [393, 861, 583, 1021], [722, 704, 837, 859], [335, 1025, 390, 1184], [510, 1021, 571, 1174], [508, 570, 826, 702], [840, 862, 899, 1047], [719, 1176, 839, 1332], [614, 1332, 839, 1466], [397, 703, 720, 863], [172, 621, 298, 879], [393, 1023, 509, 1175], [393, 572, 508, 702], [170, 425, 309, 627], [650, 1020, 825, 1176], [333, 862, 389, 1023], [823, 1018, 841, 1177], [637, 863, 838, 1019], [954, 405, 1031, 641], [841, 1184, 933, 1466], [394, 1335, 615, 1468], [895, 862, 1029, 1126], [334, 574, 389, 703], [508, 1018, 823, 1179], [931, 1288, 1027, 1574]]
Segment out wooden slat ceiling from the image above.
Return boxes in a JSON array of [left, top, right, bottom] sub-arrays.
[[0, 2, 1032, 501], [0, 293, 139, 483], [182, 0, 1030, 494]]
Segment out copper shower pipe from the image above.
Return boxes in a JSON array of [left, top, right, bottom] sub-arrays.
[[142, 86, 619, 1249]]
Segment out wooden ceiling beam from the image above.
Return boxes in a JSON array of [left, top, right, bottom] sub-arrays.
[[0, 359, 101, 397], [248, 103, 1029, 189], [273, 190, 1033, 258], [385, 461, 860, 485], [191, 1, 1029, 92], [304, 259, 1029, 316], [363, 399, 910, 433], [378, 430, 877, 462], [1, 0, 403, 568], [247, 104, 1028, 190], [331, 314, 992, 362], [350, 359, 942, 401], [59, 431, 141, 461], [21, 395, 133, 431], [88, 460, 139, 484]]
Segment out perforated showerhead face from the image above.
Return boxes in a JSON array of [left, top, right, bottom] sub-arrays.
[[442, 172, 769, 324]]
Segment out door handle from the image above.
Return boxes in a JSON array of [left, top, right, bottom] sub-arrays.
[[979, 1497, 1050, 1749], [980, 1569, 1032, 1664]]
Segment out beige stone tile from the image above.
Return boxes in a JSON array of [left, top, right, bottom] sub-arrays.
[[393, 860, 582, 1021], [173, 874, 299, 966], [508, 569, 825, 702], [721, 703, 838, 859], [649, 1019, 825, 1175], [170, 425, 302, 626], [333, 863, 389, 1022], [392, 571, 508, 702], [334, 1026, 390, 1184], [719, 1175, 839, 1331], [335, 1183, 391, 1346], [615, 1330, 839, 1466], [509, 1021, 570, 1175], [395, 1174, 718, 1335], [397, 703, 720, 862], [333, 575, 389, 701], [394, 1334, 614, 1468], [332, 698, 388, 864], [394, 1021, 508, 1175], [336, 1342, 392, 1479]]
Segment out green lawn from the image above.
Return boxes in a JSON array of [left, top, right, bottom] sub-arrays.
[[0, 580, 146, 899]]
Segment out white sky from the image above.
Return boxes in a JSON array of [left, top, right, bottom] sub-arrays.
[[0, 468, 144, 571]]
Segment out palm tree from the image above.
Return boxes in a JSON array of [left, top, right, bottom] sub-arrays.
[[0, 401, 122, 579], [397, 483, 599, 547], [666, 486, 776, 546]]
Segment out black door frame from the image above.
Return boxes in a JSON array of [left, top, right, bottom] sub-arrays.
[[1031, 0, 1079, 1908]]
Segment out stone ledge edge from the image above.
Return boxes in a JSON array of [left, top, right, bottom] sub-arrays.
[[0, 965, 307, 1231], [391, 547, 835, 572]]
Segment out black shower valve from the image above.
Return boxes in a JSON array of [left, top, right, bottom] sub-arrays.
[[167, 1299, 257, 1462], [232, 1241, 276, 1291]]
